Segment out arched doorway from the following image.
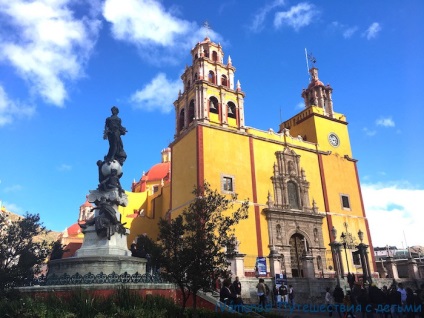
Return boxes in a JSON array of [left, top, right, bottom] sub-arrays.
[[289, 233, 308, 277]]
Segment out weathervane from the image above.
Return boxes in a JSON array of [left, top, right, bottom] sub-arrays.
[[304, 48, 317, 79], [308, 52, 317, 66]]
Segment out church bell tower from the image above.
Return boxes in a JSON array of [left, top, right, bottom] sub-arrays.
[[173, 37, 246, 138]]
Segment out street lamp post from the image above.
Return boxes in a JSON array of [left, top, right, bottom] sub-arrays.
[[340, 232, 350, 274], [356, 229, 372, 284]]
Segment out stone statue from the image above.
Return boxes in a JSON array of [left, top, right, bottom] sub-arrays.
[[98, 168, 124, 197], [104, 106, 127, 165], [82, 198, 126, 240]]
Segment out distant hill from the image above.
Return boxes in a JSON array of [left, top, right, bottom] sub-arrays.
[[0, 209, 61, 244]]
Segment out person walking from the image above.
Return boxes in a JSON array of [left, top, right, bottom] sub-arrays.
[[325, 287, 334, 317], [220, 278, 237, 306], [273, 284, 279, 307], [333, 284, 345, 318], [256, 278, 267, 308], [279, 284, 289, 304], [231, 276, 243, 305], [288, 284, 295, 306], [389, 285, 401, 318]]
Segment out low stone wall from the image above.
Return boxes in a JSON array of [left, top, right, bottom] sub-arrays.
[[239, 277, 424, 305], [18, 283, 176, 301]]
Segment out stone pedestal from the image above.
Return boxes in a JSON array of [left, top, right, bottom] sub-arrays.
[[301, 253, 315, 278], [407, 258, 419, 279], [385, 256, 399, 279], [227, 253, 246, 278], [47, 255, 147, 278], [76, 227, 131, 257], [47, 179, 147, 283], [268, 248, 282, 278], [47, 227, 147, 281]]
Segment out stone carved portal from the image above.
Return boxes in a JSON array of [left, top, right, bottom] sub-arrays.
[[264, 147, 327, 278]]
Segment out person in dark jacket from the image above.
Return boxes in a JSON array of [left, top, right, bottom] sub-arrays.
[[220, 278, 237, 305], [333, 285, 344, 318], [381, 286, 391, 318], [405, 288, 415, 318], [231, 276, 243, 305], [369, 284, 385, 316], [388, 285, 401, 318]]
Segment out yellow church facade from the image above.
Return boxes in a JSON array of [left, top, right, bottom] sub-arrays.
[[122, 37, 376, 279]]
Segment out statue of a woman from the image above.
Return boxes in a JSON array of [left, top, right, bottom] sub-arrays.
[[104, 106, 127, 165]]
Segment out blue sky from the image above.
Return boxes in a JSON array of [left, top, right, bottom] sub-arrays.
[[0, 0, 423, 248]]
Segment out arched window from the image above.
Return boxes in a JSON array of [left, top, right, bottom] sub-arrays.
[[194, 73, 198, 81], [178, 109, 185, 132], [204, 48, 209, 58], [209, 97, 219, 114], [188, 100, 195, 124], [187, 80, 191, 90], [287, 181, 300, 209], [227, 102, 236, 119], [221, 75, 228, 87], [194, 54, 198, 60], [212, 51, 218, 62], [208, 71, 216, 84]]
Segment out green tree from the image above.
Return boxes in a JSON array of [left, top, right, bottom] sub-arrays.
[[0, 212, 52, 293], [133, 234, 163, 273], [158, 182, 249, 316], [49, 239, 68, 261]]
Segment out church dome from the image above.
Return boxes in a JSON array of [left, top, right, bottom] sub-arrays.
[[66, 222, 82, 236], [81, 198, 93, 208], [142, 162, 170, 182]]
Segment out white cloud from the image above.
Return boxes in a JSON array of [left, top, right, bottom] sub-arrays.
[[329, 22, 358, 39], [343, 26, 358, 39], [57, 164, 72, 172], [1, 201, 24, 214], [376, 117, 395, 127], [362, 127, 377, 136], [0, 0, 101, 106], [274, 2, 319, 31], [296, 101, 304, 109], [103, 0, 190, 47], [130, 73, 182, 113], [363, 22, 381, 40], [0, 85, 35, 126], [3, 184, 23, 193], [249, 0, 286, 33], [362, 182, 424, 247], [103, 0, 223, 65]]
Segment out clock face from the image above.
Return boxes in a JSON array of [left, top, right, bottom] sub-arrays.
[[328, 133, 340, 147]]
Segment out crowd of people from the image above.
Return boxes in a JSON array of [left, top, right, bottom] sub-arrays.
[[216, 274, 424, 318], [325, 281, 424, 318], [218, 276, 243, 307]]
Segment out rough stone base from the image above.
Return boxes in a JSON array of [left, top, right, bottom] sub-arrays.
[[47, 255, 147, 278], [76, 226, 130, 257]]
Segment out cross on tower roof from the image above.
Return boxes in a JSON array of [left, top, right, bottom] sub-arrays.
[[203, 21, 211, 38]]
